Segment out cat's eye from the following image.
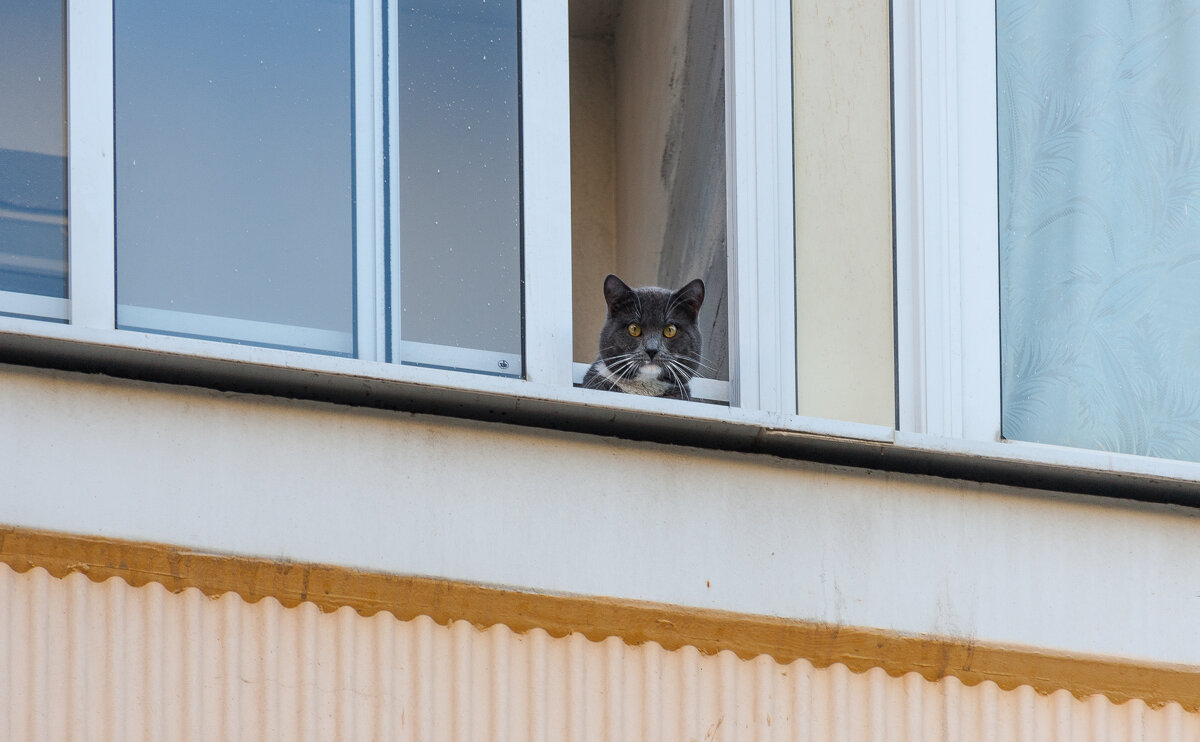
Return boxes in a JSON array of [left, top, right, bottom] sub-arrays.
[[663, 324, 678, 338], [627, 323, 642, 337]]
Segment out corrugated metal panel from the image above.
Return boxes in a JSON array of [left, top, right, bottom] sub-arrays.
[[2, 562, 1198, 741]]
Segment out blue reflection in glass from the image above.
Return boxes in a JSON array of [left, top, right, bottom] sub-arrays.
[[395, 0, 522, 358], [115, 0, 354, 354], [0, 0, 67, 302]]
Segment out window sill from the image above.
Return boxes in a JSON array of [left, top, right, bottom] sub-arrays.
[[1, 316, 1198, 508]]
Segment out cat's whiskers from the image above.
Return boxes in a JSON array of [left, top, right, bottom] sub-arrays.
[[660, 359, 680, 388], [609, 363, 639, 382], [663, 357, 700, 383], [584, 352, 640, 390], [679, 351, 719, 377], [680, 348, 716, 366], [663, 361, 692, 401], [605, 354, 642, 380], [583, 369, 617, 390], [602, 351, 638, 365], [671, 357, 695, 383], [607, 352, 640, 369], [667, 352, 700, 381]]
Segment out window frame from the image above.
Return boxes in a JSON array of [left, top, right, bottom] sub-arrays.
[[72, 0, 530, 373], [13, 0, 796, 411], [66, 0, 115, 332], [892, 0, 1200, 483], [724, 0, 798, 414], [8, 0, 1200, 499], [892, 0, 1001, 443]]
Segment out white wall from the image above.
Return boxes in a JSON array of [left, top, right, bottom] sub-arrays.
[[2, 363, 1200, 668]]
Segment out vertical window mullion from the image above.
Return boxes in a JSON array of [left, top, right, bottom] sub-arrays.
[[893, 0, 1000, 441], [385, 0, 401, 363], [725, 0, 798, 414], [66, 0, 116, 330], [519, 0, 572, 387], [892, 0, 923, 433], [954, 0, 1000, 443], [354, 0, 385, 362]]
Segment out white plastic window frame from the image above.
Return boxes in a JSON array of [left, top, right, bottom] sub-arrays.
[[9, 0, 1200, 492], [66, 0, 390, 358], [1, 0, 797, 415], [893, 0, 1001, 443], [62, 0, 526, 373], [892, 0, 1200, 485], [566, 0, 798, 411], [554, 0, 799, 413]]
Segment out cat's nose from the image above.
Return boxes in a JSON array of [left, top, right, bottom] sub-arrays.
[[645, 348, 659, 360]]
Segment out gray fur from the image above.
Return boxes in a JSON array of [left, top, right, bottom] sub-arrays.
[[582, 274, 705, 400]]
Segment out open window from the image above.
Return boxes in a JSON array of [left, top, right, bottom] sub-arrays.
[[567, 0, 730, 402], [2, 0, 798, 419]]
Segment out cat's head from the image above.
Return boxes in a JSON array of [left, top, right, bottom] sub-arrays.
[[597, 273, 705, 388]]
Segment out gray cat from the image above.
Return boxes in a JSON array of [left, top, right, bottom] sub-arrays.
[[583, 274, 705, 399]]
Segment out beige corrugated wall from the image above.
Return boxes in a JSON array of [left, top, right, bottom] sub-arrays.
[[3, 563, 1198, 742]]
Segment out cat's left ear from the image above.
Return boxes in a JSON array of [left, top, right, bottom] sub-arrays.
[[603, 274, 637, 314], [671, 279, 705, 321]]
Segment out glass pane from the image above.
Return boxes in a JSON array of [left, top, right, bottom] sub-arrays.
[[115, 0, 355, 355], [395, 0, 522, 375], [0, 0, 68, 319], [999, 1, 1200, 461]]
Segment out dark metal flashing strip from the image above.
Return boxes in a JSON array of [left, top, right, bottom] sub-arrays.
[[2, 329, 1199, 509]]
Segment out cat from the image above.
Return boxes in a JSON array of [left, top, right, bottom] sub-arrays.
[[582, 273, 706, 399]]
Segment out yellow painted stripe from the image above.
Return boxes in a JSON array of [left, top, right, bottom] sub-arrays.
[[1, 524, 1197, 711]]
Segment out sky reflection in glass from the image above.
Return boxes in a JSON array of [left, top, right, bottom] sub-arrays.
[[115, 0, 354, 352], [0, 0, 67, 301], [395, 0, 522, 358]]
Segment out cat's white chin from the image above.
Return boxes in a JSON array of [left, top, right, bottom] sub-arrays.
[[636, 364, 662, 380], [594, 360, 673, 396]]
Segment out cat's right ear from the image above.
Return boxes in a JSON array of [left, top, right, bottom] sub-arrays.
[[670, 278, 705, 321], [603, 274, 636, 314]]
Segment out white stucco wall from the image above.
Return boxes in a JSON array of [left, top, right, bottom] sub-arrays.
[[2, 363, 1199, 668]]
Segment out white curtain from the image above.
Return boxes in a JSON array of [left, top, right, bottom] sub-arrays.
[[999, 0, 1200, 461]]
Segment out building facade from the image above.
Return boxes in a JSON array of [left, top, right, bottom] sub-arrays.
[[2, 0, 1199, 739]]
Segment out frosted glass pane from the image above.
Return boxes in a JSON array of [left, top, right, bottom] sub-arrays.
[[395, 0, 522, 365], [0, 0, 67, 308], [115, 0, 354, 355], [999, 1, 1200, 461]]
